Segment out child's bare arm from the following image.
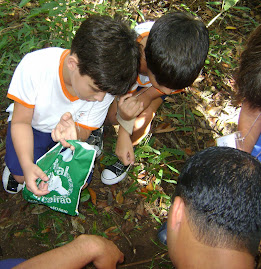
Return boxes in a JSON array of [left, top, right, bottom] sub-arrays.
[[11, 102, 50, 196], [238, 101, 261, 153], [14, 234, 124, 269], [115, 126, 135, 165], [118, 87, 162, 121]]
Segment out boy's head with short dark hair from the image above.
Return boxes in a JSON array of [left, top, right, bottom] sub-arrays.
[[71, 15, 140, 96], [174, 146, 261, 257], [145, 12, 209, 90], [235, 24, 261, 109]]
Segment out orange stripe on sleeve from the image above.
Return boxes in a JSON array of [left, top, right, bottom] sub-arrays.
[[136, 75, 151, 86], [7, 93, 35, 109], [76, 122, 99, 131], [171, 89, 185, 94], [137, 32, 150, 43]]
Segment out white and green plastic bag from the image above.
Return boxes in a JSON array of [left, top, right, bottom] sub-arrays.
[[23, 140, 96, 216]]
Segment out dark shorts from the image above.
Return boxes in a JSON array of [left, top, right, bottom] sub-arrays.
[[5, 121, 56, 176], [0, 258, 26, 268], [252, 133, 261, 161]]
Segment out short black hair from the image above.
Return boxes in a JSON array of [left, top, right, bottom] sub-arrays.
[[71, 15, 140, 96], [145, 12, 209, 90], [176, 146, 261, 256], [235, 25, 261, 109]]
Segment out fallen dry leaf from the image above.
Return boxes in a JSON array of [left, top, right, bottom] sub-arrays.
[[41, 227, 51, 234], [88, 187, 96, 205], [14, 232, 24, 237], [104, 226, 119, 237], [116, 191, 124, 204], [184, 148, 193, 156], [146, 181, 154, 191], [136, 201, 145, 216], [154, 122, 176, 134]]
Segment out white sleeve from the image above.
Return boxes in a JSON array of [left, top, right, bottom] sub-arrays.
[[134, 21, 154, 35], [8, 53, 37, 105]]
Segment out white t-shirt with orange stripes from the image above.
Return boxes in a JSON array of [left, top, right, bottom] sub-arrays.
[[7, 47, 114, 133], [130, 22, 154, 93]]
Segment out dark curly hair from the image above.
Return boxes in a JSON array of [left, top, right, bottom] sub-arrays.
[[71, 15, 140, 96], [145, 12, 209, 90]]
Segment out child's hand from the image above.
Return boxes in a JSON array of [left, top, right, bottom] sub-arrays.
[[23, 163, 50, 196], [52, 112, 77, 150], [118, 93, 144, 121], [84, 235, 124, 269]]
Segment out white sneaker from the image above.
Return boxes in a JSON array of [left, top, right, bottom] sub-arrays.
[[2, 166, 24, 194], [101, 160, 131, 185]]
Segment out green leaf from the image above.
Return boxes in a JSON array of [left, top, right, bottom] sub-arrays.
[[136, 9, 145, 22], [192, 109, 204, 117], [80, 188, 91, 202], [124, 182, 139, 195], [223, 0, 239, 11], [162, 178, 177, 184], [207, 1, 222, 5], [166, 164, 180, 174], [19, 0, 31, 8]]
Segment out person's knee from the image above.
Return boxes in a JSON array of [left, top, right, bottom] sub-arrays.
[[133, 107, 155, 130]]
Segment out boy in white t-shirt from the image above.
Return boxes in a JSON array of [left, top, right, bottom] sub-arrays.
[[3, 15, 140, 196], [101, 12, 209, 184]]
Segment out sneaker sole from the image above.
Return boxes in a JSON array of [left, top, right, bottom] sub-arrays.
[[2, 166, 24, 194], [101, 170, 127, 185]]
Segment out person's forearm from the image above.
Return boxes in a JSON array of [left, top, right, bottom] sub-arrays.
[[11, 122, 34, 171], [76, 124, 92, 141], [238, 102, 261, 153], [116, 126, 135, 165], [118, 125, 132, 142], [135, 86, 161, 111], [14, 235, 95, 269]]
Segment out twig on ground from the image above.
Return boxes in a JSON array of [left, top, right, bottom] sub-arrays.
[[165, 133, 189, 160], [118, 251, 169, 268], [193, 127, 200, 151]]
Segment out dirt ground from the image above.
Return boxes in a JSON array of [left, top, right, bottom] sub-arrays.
[[0, 1, 261, 268]]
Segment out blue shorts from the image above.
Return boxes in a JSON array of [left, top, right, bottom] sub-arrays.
[[0, 258, 26, 268], [5, 122, 56, 176], [252, 134, 261, 161]]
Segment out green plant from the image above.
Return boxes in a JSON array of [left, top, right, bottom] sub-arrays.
[[205, 0, 259, 81]]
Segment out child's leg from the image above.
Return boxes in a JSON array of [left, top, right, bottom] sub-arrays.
[[131, 97, 163, 145]]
